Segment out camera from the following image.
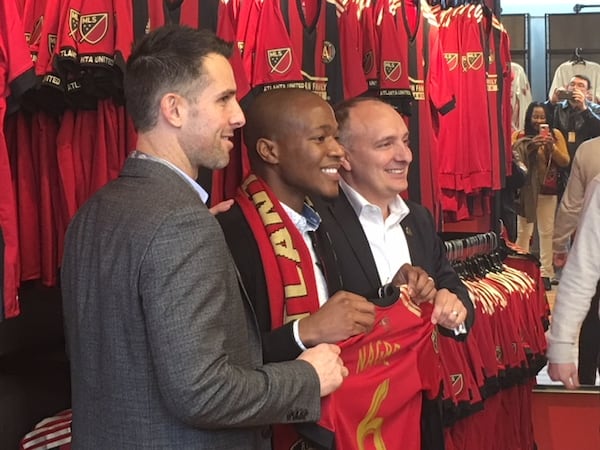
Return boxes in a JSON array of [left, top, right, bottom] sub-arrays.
[[539, 124, 550, 138], [557, 90, 574, 101]]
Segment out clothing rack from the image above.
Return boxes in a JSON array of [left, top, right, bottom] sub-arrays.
[[573, 4, 600, 13], [444, 231, 499, 262]]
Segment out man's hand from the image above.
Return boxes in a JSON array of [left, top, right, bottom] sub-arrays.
[[553, 251, 568, 268], [297, 343, 348, 396], [298, 291, 376, 347], [391, 263, 436, 305], [570, 88, 587, 110], [431, 288, 467, 330], [208, 199, 234, 216], [551, 87, 564, 104], [548, 362, 580, 390]]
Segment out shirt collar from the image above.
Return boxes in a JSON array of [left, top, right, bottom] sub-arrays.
[[280, 201, 321, 233], [339, 178, 410, 222], [129, 150, 209, 204]]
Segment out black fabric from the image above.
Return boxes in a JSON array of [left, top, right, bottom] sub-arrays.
[[218, 203, 343, 363], [0, 228, 4, 322]]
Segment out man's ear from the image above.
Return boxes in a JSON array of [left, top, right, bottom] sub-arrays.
[[160, 93, 185, 128], [256, 137, 279, 164], [340, 146, 352, 172]]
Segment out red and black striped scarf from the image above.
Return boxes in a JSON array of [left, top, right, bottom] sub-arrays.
[[235, 174, 320, 328]]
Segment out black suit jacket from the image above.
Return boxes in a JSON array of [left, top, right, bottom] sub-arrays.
[[218, 203, 342, 363], [313, 191, 475, 336]]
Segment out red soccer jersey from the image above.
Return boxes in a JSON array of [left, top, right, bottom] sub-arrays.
[[0, 0, 36, 319], [274, 287, 442, 450], [252, 0, 345, 104]]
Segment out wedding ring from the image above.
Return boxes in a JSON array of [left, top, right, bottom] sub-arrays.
[[451, 310, 459, 317]]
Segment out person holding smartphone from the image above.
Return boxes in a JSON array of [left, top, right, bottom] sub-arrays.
[[512, 101, 570, 291], [548, 75, 600, 164]]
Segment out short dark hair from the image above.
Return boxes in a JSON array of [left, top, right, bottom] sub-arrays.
[[334, 96, 393, 145], [523, 101, 551, 136], [572, 74, 592, 91], [124, 25, 232, 132], [243, 88, 323, 161]]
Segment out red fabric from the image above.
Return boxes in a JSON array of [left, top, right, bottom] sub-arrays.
[[0, 0, 36, 318], [275, 288, 441, 450], [235, 174, 320, 328], [20, 409, 72, 450]]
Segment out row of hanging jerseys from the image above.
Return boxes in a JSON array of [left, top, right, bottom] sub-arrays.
[[19, 232, 549, 450], [2, 0, 516, 320]]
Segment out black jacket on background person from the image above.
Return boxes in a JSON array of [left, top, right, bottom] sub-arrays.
[[548, 99, 600, 163]]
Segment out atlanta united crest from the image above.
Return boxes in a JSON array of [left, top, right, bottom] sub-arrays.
[[321, 40, 336, 64]]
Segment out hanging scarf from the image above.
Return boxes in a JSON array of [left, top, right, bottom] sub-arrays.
[[235, 174, 320, 329]]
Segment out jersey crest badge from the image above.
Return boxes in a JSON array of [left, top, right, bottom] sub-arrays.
[[30, 16, 44, 46], [321, 40, 336, 64], [69, 9, 80, 39], [466, 52, 483, 71], [444, 53, 459, 71], [383, 61, 402, 82], [48, 34, 57, 55], [363, 50, 374, 75], [268, 48, 293, 74], [450, 373, 464, 396], [79, 13, 109, 45]]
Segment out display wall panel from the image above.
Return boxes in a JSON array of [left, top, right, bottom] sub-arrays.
[[546, 13, 600, 91], [501, 13, 530, 75]]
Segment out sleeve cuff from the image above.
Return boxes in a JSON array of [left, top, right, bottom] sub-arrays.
[[293, 319, 308, 351]]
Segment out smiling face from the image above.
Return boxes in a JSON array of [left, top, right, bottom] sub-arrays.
[[271, 95, 343, 209], [530, 106, 547, 132], [179, 53, 245, 170], [339, 100, 412, 212]]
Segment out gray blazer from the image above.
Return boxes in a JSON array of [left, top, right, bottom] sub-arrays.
[[61, 158, 320, 449]]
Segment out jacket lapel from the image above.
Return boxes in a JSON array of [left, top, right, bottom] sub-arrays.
[[401, 211, 422, 267], [330, 192, 381, 293]]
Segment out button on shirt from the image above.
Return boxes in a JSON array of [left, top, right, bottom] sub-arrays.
[[340, 179, 412, 285]]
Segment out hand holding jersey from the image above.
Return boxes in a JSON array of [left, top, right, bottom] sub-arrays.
[[297, 343, 349, 396], [393, 263, 467, 332], [298, 291, 376, 347]]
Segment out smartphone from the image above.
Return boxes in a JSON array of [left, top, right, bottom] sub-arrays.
[[557, 90, 574, 101], [539, 124, 550, 138]]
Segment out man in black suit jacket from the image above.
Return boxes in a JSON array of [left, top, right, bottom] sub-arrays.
[[218, 88, 378, 364], [313, 96, 474, 337]]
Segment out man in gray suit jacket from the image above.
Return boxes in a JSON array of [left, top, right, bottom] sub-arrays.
[[61, 25, 347, 449]]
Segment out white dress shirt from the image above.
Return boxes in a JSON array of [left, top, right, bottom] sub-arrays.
[[340, 179, 412, 285]]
